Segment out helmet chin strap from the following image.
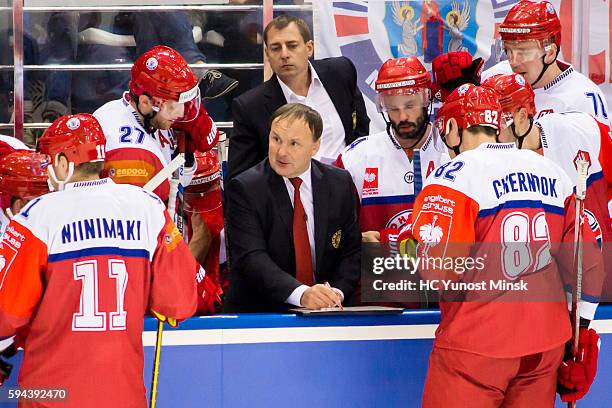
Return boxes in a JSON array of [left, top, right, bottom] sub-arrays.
[[441, 122, 463, 156], [5, 207, 14, 220], [511, 116, 534, 149], [133, 94, 158, 134], [47, 155, 75, 192], [531, 46, 557, 88]]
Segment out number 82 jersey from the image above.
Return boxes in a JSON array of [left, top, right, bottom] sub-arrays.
[[410, 142, 605, 358]]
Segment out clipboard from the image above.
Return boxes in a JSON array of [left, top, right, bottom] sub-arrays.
[[290, 306, 404, 316]]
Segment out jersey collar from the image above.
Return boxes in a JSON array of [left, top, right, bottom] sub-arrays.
[[64, 178, 114, 191]]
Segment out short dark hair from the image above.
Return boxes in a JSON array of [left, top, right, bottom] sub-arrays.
[[75, 161, 104, 176], [466, 125, 499, 138], [270, 103, 323, 141], [264, 15, 312, 46]]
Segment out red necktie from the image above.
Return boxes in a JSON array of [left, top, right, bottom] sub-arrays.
[[290, 177, 313, 286]]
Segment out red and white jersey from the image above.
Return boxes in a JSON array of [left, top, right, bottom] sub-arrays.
[[409, 143, 603, 358], [0, 178, 197, 408], [94, 94, 195, 203], [482, 60, 610, 124], [536, 112, 612, 244], [336, 128, 449, 231]]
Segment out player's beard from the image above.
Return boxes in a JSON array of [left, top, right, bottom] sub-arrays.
[[391, 108, 428, 140]]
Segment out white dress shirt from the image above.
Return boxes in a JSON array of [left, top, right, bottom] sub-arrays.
[[283, 164, 344, 307], [277, 63, 346, 164]]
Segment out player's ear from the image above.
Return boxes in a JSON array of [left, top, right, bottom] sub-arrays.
[[446, 118, 460, 145], [543, 43, 557, 64]]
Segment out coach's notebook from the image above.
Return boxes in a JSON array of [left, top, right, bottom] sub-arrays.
[[290, 306, 404, 316]]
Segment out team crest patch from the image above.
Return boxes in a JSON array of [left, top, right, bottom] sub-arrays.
[[0, 243, 18, 290], [363, 167, 379, 197], [385, 209, 413, 230], [515, 74, 525, 86], [146, 57, 158, 71], [66, 117, 80, 130], [332, 230, 342, 249], [546, 2, 555, 14], [457, 84, 470, 96]]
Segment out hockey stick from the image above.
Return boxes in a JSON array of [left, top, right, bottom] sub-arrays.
[[147, 134, 186, 408], [568, 158, 589, 408]]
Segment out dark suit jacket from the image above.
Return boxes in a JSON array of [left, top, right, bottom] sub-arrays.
[[224, 159, 361, 313], [228, 56, 370, 179]]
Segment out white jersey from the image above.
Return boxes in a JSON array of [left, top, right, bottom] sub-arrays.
[[93, 94, 195, 203], [0, 210, 9, 237], [0, 135, 29, 150], [482, 60, 610, 124], [336, 127, 450, 231]]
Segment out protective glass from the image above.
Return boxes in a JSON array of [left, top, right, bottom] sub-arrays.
[[377, 88, 430, 113], [502, 42, 546, 64]]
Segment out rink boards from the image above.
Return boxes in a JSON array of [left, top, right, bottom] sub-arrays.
[[4, 307, 612, 407]]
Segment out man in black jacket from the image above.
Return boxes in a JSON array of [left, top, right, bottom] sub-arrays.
[[228, 15, 370, 179], [224, 103, 361, 313]]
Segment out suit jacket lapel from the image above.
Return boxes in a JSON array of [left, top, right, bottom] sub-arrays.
[[266, 161, 293, 237], [264, 75, 288, 116], [311, 161, 329, 277], [312, 61, 348, 133]]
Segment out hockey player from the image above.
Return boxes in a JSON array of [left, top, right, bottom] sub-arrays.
[[0, 149, 49, 235], [483, 72, 612, 297], [335, 57, 449, 238], [93, 45, 219, 204], [0, 113, 197, 407], [482, 0, 609, 124], [183, 150, 224, 314], [400, 84, 603, 406]]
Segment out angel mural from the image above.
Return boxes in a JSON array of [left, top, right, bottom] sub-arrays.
[[391, 1, 422, 57], [445, 0, 471, 52]]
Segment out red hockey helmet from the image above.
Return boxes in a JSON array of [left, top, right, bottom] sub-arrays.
[[499, 1, 561, 49], [130, 45, 201, 122], [482, 74, 536, 118], [435, 84, 502, 137], [0, 150, 49, 201], [38, 113, 106, 166], [375, 57, 431, 111]]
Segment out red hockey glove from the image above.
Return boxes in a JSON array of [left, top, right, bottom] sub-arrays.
[[557, 327, 600, 402], [379, 228, 399, 244], [432, 52, 484, 102], [198, 270, 222, 316], [172, 103, 219, 153]]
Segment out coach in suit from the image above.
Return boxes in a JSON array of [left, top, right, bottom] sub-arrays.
[[224, 103, 361, 313], [227, 15, 370, 179]]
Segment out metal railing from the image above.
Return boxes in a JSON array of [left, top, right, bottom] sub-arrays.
[[2, 1, 312, 135]]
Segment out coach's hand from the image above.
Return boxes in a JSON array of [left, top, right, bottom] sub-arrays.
[[300, 284, 342, 310]]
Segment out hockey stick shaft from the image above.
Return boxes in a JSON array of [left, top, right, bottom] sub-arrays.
[[149, 320, 163, 408], [568, 159, 589, 408], [149, 134, 187, 408]]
